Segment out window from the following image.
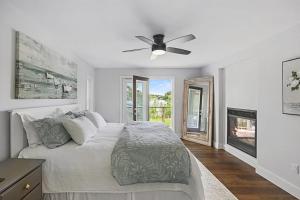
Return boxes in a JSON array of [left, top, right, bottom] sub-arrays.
[[86, 77, 94, 111]]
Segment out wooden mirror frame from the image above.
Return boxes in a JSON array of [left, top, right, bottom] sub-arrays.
[[182, 76, 214, 146]]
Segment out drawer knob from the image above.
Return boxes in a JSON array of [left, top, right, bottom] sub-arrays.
[[24, 184, 31, 190]]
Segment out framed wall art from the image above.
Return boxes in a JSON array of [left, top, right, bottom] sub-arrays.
[[282, 57, 300, 115], [15, 31, 77, 99]]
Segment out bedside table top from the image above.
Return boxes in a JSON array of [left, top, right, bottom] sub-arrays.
[[0, 159, 44, 193]]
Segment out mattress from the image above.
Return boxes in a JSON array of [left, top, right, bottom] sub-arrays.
[[19, 123, 204, 200]]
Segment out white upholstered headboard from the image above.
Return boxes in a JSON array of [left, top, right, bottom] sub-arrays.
[[10, 104, 80, 158]]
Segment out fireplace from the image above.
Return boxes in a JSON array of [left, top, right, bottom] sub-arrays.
[[227, 108, 257, 158]]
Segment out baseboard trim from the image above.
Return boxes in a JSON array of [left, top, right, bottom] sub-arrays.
[[213, 141, 224, 149], [256, 166, 300, 199], [225, 144, 299, 198], [224, 144, 257, 168]]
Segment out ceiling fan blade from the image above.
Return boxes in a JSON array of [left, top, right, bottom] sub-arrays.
[[166, 47, 191, 55], [165, 34, 196, 43], [122, 47, 149, 52], [136, 36, 154, 45], [150, 53, 158, 60]]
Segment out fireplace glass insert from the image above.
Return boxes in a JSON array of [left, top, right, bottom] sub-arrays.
[[227, 108, 257, 157]]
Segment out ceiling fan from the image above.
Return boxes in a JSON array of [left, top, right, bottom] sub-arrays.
[[122, 34, 196, 60]]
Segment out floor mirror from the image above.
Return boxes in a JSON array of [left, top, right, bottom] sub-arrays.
[[182, 76, 213, 146]]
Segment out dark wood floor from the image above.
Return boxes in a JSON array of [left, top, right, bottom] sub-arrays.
[[183, 140, 297, 200]]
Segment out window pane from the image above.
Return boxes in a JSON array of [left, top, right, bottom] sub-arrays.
[[135, 80, 148, 121], [122, 79, 133, 122]]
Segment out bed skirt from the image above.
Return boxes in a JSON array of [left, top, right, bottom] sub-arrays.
[[43, 191, 191, 200]]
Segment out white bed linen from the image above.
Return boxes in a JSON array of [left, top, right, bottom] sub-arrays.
[[43, 191, 191, 200], [19, 123, 204, 200]]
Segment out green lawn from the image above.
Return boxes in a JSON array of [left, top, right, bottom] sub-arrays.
[[149, 117, 172, 127]]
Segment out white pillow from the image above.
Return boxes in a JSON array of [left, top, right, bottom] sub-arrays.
[[85, 111, 107, 128], [62, 116, 97, 145], [18, 114, 43, 147], [18, 108, 64, 147]]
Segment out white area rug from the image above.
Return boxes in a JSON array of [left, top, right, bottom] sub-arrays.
[[197, 160, 238, 200]]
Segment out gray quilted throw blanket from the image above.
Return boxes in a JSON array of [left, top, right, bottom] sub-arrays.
[[111, 122, 191, 185]]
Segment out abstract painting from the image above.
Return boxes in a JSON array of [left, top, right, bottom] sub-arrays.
[[15, 31, 77, 99], [282, 58, 300, 115]]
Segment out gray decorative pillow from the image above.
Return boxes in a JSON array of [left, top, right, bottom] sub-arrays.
[[30, 118, 71, 149], [65, 111, 87, 119]]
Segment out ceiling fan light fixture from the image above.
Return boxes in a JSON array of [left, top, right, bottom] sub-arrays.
[[123, 34, 195, 58], [152, 49, 166, 55], [152, 41, 166, 56]]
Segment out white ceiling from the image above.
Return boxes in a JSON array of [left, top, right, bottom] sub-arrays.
[[7, 0, 300, 68]]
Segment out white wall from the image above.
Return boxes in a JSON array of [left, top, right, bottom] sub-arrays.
[[95, 68, 203, 135], [0, 2, 95, 161], [222, 24, 300, 198], [199, 66, 225, 149], [223, 49, 260, 168]]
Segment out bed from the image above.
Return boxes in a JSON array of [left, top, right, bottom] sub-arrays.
[[10, 105, 205, 200]]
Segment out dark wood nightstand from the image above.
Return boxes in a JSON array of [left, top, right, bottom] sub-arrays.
[[0, 159, 45, 200]]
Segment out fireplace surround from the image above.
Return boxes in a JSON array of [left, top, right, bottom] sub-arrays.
[[227, 108, 257, 158]]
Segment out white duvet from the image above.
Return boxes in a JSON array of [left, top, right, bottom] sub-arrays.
[[19, 123, 204, 200]]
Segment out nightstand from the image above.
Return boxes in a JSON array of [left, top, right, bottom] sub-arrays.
[[0, 159, 45, 200]]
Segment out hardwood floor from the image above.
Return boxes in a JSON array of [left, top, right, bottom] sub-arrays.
[[183, 140, 297, 200]]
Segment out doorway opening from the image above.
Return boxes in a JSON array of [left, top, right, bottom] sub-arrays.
[[149, 79, 173, 128], [120, 76, 174, 129]]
